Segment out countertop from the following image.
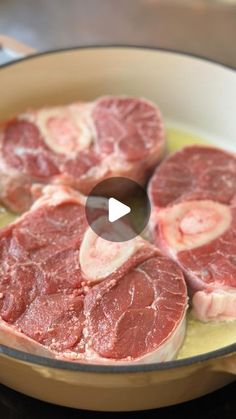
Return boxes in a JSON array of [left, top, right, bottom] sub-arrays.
[[0, 0, 236, 67]]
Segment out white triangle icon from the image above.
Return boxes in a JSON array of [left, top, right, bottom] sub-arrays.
[[108, 198, 131, 223]]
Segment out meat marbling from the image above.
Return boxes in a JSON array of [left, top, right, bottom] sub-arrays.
[[0, 96, 165, 213], [149, 145, 236, 321], [0, 185, 187, 363]]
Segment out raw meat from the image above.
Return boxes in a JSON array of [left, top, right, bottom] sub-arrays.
[[148, 145, 236, 210], [0, 96, 165, 213], [0, 185, 187, 363], [148, 145, 236, 321]]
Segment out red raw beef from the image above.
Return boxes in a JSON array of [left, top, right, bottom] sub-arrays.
[[0, 96, 165, 213], [148, 145, 236, 321], [0, 185, 187, 363], [149, 145, 236, 210]]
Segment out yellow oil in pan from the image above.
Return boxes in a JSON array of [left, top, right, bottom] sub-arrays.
[[0, 206, 16, 228], [0, 126, 235, 360]]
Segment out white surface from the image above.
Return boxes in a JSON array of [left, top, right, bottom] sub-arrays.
[[108, 198, 131, 223], [80, 219, 139, 280]]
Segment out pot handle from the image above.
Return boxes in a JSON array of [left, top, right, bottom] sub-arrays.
[[0, 35, 36, 65], [210, 353, 236, 375]]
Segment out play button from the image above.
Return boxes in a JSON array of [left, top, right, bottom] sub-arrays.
[[85, 177, 151, 242], [108, 198, 131, 222]]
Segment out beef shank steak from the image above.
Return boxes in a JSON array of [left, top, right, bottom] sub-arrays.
[[0, 185, 187, 363], [149, 145, 236, 321], [0, 96, 165, 213]]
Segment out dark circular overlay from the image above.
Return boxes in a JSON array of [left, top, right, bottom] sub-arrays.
[[85, 177, 151, 242]]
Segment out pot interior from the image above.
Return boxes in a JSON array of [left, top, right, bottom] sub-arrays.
[[0, 47, 236, 367]]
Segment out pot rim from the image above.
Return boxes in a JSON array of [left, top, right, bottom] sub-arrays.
[[0, 44, 235, 72]]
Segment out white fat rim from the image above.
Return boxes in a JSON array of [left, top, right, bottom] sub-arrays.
[[79, 217, 142, 281]]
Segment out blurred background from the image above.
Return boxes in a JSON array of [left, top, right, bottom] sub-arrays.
[[0, 0, 236, 67]]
